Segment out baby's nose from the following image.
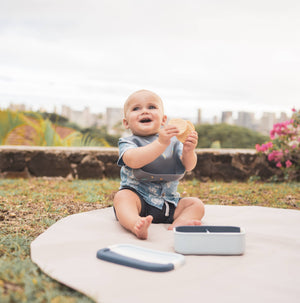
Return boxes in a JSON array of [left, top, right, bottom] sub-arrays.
[[142, 107, 149, 113]]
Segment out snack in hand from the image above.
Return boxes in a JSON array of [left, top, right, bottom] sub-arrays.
[[168, 118, 195, 143]]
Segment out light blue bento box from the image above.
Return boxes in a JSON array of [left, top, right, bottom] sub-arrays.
[[173, 226, 245, 255]]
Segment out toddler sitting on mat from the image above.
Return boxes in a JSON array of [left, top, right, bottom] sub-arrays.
[[113, 89, 205, 239]]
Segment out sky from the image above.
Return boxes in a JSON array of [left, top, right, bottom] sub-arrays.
[[0, 0, 299, 122]]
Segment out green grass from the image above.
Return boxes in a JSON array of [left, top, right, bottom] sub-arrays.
[[0, 178, 299, 302]]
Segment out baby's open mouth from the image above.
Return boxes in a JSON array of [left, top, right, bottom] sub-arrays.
[[140, 118, 152, 123]]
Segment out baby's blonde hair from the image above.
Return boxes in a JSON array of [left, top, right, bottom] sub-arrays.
[[123, 90, 164, 117]]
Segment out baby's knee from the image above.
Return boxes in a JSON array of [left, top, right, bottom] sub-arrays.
[[180, 197, 204, 209], [113, 189, 133, 203], [196, 198, 205, 208], [187, 198, 205, 217]]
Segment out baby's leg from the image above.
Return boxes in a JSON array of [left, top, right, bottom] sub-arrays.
[[113, 189, 153, 239], [168, 197, 205, 230]]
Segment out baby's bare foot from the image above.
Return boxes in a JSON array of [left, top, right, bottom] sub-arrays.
[[168, 219, 202, 230], [133, 215, 153, 239]]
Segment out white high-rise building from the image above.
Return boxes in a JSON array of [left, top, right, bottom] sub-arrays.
[[221, 111, 234, 125]]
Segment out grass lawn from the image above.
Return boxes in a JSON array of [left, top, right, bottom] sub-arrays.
[[0, 178, 299, 302]]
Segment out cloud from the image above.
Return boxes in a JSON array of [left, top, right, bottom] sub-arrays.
[[0, 0, 300, 118]]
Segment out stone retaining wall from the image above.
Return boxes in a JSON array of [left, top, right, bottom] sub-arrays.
[[0, 146, 280, 181]]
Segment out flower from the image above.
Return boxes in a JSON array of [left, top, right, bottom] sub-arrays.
[[286, 160, 292, 168], [255, 144, 261, 152], [255, 108, 300, 181]]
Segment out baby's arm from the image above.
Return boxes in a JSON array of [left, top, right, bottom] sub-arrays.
[[181, 131, 198, 171], [122, 125, 179, 169]]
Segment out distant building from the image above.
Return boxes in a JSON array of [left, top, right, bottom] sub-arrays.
[[258, 112, 276, 135], [213, 115, 219, 124], [61, 106, 101, 128], [221, 111, 234, 125], [236, 112, 255, 130], [106, 107, 124, 135], [8, 103, 27, 111], [197, 109, 202, 124], [278, 112, 288, 122], [60, 105, 127, 135]]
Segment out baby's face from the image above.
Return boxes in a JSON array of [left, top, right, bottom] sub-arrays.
[[123, 90, 167, 136]]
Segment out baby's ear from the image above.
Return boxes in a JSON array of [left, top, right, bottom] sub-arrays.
[[161, 115, 167, 126], [123, 118, 130, 129]]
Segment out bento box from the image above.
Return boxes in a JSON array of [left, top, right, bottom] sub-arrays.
[[173, 226, 245, 255]]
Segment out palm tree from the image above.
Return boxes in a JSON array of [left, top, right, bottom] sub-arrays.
[[0, 110, 109, 147]]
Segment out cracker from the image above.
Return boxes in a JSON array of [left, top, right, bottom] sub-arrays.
[[168, 118, 195, 143]]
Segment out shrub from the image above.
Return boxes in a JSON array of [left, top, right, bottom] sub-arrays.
[[256, 109, 300, 181]]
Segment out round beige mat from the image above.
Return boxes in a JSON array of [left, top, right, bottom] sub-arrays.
[[31, 205, 300, 303]]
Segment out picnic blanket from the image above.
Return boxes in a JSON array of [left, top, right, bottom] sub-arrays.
[[31, 205, 300, 303]]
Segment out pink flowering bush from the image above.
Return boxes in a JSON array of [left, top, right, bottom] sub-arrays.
[[255, 108, 300, 181]]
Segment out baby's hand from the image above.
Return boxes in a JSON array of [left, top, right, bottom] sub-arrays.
[[158, 125, 179, 146], [183, 131, 198, 152]]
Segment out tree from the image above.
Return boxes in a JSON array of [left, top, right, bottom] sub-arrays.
[[195, 123, 268, 148], [0, 110, 108, 147]]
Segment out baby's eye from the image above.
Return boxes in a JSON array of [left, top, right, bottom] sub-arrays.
[[132, 106, 140, 111], [149, 105, 157, 109]]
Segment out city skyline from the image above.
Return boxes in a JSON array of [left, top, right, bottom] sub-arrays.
[[6, 102, 291, 136]]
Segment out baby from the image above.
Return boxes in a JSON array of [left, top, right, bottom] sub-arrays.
[[113, 89, 205, 239]]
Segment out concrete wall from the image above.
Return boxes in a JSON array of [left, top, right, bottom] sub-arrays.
[[0, 146, 281, 181]]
